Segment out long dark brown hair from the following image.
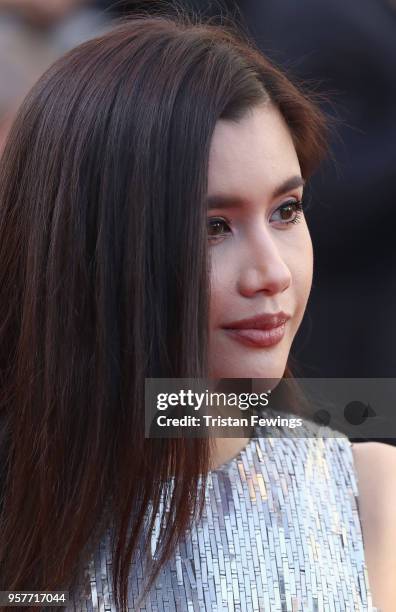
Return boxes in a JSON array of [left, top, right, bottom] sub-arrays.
[[0, 6, 326, 610]]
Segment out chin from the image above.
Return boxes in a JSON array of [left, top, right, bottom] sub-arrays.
[[208, 326, 295, 380], [208, 351, 289, 380], [209, 368, 287, 380]]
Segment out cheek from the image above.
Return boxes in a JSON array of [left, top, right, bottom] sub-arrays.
[[291, 227, 313, 313], [208, 247, 235, 328]]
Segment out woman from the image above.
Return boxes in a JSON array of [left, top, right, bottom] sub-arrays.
[[0, 9, 395, 612]]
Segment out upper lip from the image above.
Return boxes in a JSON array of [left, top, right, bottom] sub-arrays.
[[222, 311, 291, 330]]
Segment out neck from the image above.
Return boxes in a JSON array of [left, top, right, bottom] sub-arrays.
[[209, 435, 252, 470]]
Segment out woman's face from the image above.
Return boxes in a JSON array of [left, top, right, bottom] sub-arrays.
[[207, 102, 313, 379]]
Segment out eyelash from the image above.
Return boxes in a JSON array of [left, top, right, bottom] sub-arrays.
[[207, 199, 304, 242]]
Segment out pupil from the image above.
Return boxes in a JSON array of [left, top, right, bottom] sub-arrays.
[[209, 220, 221, 234], [281, 204, 294, 220]]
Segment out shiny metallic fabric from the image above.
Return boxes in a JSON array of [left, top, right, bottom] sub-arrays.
[[69, 415, 379, 611]]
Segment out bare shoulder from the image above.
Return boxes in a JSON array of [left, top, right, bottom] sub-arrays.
[[352, 441, 396, 515], [352, 441, 396, 611]]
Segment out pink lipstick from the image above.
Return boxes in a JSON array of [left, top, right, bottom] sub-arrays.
[[222, 311, 290, 348]]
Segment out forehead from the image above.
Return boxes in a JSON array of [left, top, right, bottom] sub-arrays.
[[207, 103, 301, 199]]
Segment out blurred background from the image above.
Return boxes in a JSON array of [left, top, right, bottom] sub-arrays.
[[1, 0, 395, 378]]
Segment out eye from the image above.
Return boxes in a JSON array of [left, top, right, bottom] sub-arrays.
[[207, 217, 232, 240], [270, 199, 304, 225]]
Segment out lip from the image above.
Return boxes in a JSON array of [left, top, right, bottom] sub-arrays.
[[222, 311, 290, 348]]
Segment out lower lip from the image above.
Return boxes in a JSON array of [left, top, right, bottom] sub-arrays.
[[223, 323, 286, 348]]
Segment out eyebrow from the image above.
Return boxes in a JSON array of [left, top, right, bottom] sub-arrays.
[[206, 175, 305, 209]]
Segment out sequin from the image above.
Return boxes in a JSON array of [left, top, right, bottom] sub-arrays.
[[69, 413, 379, 611]]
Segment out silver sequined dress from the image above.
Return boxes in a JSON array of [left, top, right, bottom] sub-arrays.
[[69, 414, 378, 611]]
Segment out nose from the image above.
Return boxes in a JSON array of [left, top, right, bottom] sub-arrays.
[[236, 226, 292, 297]]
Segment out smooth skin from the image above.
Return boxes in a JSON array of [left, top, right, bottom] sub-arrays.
[[207, 102, 396, 610], [207, 102, 311, 381]]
